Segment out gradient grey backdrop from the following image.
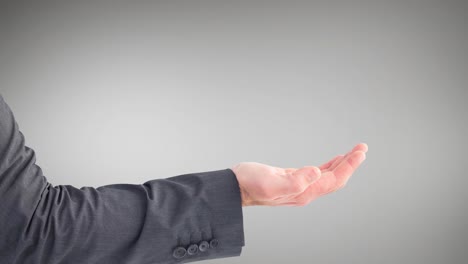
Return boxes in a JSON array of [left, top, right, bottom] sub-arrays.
[[1, 1, 467, 263]]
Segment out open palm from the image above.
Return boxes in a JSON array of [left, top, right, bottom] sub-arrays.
[[231, 143, 368, 206]]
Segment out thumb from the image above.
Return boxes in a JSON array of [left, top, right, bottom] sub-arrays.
[[287, 166, 321, 194]]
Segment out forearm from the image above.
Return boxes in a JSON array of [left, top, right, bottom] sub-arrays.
[[11, 169, 244, 264], [0, 95, 245, 263]]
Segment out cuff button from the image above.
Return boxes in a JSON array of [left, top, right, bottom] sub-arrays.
[[172, 247, 187, 259], [199, 241, 209, 252], [209, 239, 219, 248], [187, 244, 199, 255]]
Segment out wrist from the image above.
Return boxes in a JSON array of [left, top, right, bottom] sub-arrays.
[[230, 164, 251, 207], [239, 186, 249, 207]]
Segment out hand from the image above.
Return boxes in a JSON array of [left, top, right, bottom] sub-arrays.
[[231, 143, 368, 206]]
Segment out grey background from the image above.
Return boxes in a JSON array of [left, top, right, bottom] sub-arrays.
[[1, 1, 467, 263]]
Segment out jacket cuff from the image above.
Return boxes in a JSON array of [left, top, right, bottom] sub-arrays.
[[169, 168, 245, 262]]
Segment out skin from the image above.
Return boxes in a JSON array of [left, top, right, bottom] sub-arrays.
[[231, 143, 368, 206]]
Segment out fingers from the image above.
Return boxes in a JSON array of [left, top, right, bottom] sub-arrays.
[[354, 143, 369, 153], [277, 166, 322, 197], [266, 143, 369, 206], [328, 143, 368, 171], [279, 150, 367, 206], [332, 150, 366, 188], [320, 150, 366, 194], [319, 155, 343, 170]]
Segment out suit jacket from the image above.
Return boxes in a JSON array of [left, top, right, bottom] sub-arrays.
[[0, 94, 245, 264]]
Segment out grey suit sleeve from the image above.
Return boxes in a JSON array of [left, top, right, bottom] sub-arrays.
[[0, 95, 245, 264]]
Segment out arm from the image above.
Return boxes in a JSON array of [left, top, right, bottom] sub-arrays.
[[0, 94, 244, 264]]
